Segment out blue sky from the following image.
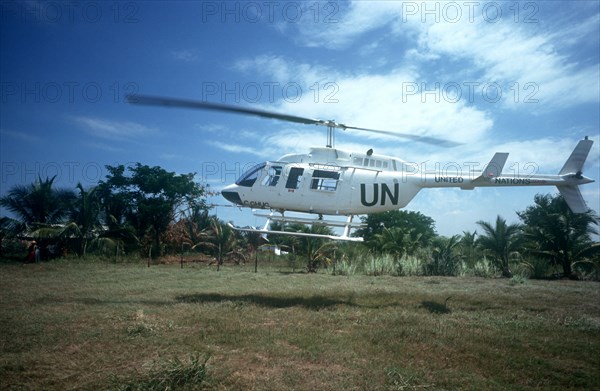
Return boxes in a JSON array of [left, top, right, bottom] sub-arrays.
[[1, 0, 599, 236]]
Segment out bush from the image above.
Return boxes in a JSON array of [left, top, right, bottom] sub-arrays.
[[509, 274, 527, 285], [364, 254, 398, 276], [333, 258, 357, 276], [396, 255, 422, 276], [518, 257, 550, 279], [470, 257, 497, 278]]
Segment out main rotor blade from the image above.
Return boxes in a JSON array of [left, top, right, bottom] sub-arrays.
[[343, 125, 461, 147], [126, 94, 322, 126], [127, 94, 460, 147]]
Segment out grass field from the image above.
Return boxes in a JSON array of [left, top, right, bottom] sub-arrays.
[[1, 259, 599, 390]]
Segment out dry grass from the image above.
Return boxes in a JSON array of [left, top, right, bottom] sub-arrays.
[[1, 259, 599, 390]]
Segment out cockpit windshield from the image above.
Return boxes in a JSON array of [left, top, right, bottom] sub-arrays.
[[236, 163, 266, 187]]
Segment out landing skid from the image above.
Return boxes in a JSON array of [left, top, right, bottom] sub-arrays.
[[228, 211, 365, 242]]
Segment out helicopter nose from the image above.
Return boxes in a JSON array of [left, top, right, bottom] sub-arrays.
[[221, 185, 243, 205]]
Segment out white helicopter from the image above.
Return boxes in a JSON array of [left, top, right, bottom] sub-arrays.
[[128, 95, 595, 242]]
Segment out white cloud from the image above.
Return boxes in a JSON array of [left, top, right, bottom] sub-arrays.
[[420, 19, 600, 108], [82, 141, 125, 153], [206, 140, 266, 157], [233, 55, 294, 81], [72, 116, 159, 141], [0, 129, 42, 143], [170, 49, 202, 62], [292, 1, 403, 49], [287, 1, 599, 109]]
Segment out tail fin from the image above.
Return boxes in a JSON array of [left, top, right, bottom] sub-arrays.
[[473, 152, 509, 183], [483, 152, 509, 178], [557, 137, 594, 213], [559, 137, 593, 175]]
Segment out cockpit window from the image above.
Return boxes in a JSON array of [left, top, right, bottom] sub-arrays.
[[261, 166, 282, 187], [236, 163, 265, 187]]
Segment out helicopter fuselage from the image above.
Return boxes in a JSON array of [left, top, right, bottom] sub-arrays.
[[221, 144, 594, 217]]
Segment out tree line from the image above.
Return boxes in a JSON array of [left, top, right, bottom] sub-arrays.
[[1, 163, 598, 279]]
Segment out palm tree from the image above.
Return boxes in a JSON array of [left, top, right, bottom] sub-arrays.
[[373, 227, 405, 258], [62, 184, 103, 258], [373, 226, 424, 259], [428, 235, 463, 276], [0, 176, 75, 225], [198, 218, 244, 270], [518, 194, 599, 278], [268, 223, 336, 272], [290, 224, 337, 272], [460, 230, 478, 269], [476, 216, 523, 278]]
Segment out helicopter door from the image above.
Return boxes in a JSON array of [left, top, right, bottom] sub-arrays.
[[285, 167, 304, 190]]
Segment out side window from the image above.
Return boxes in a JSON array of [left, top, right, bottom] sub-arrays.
[[285, 167, 304, 189], [310, 169, 340, 191], [261, 166, 282, 186]]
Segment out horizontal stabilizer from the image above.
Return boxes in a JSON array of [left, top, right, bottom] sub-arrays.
[[559, 138, 593, 175], [557, 186, 588, 214]]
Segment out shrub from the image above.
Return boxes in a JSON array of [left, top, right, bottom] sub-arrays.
[[518, 257, 550, 279], [509, 274, 527, 285], [334, 258, 357, 276], [470, 257, 497, 278], [396, 255, 422, 276], [364, 254, 397, 276]]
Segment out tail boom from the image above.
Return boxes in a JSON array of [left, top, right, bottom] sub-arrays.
[[414, 138, 595, 213]]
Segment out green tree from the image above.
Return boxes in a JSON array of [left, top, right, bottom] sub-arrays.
[[372, 226, 424, 258], [0, 176, 75, 225], [202, 218, 244, 270], [62, 183, 103, 258], [426, 235, 463, 276], [460, 230, 479, 269], [476, 216, 523, 278], [517, 193, 599, 278], [356, 210, 436, 250], [296, 224, 337, 272], [99, 164, 205, 258]]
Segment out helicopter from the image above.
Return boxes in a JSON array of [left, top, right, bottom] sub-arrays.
[[127, 95, 595, 242]]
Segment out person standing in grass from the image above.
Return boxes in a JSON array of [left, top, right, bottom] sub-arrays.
[[26, 242, 36, 263]]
